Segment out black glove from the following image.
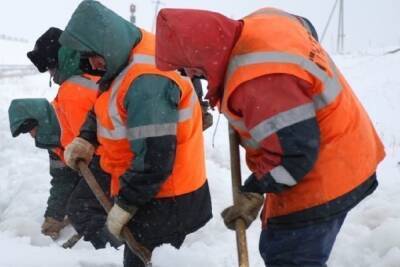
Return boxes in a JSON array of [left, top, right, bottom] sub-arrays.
[[242, 173, 287, 194]]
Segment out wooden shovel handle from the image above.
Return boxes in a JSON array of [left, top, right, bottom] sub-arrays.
[[78, 162, 152, 266], [228, 125, 250, 267]]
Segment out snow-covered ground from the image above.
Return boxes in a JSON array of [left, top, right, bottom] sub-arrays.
[[0, 50, 399, 267]]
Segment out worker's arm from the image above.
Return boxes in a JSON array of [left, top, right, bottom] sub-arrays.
[[116, 74, 180, 211], [229, 73, 320, 194]]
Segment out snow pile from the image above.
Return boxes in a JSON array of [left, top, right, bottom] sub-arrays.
[[0, 52, 399, 267]]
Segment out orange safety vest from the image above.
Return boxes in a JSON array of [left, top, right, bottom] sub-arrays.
[[221, 8, 385, 222], [95, 29, 206, 197], [52, 74, 100, 160]]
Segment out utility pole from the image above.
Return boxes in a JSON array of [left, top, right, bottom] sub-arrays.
[[152, 0, 165, 33], [320, 0, 339, 43], [337, 0, 345, 53], [321, 0, 345, 53], [130, 3, 136, 24]]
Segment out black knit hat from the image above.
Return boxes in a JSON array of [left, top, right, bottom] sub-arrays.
[[27, 27, 62, 73]]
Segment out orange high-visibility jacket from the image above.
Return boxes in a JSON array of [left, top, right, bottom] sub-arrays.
[[95, 29, 206, 197], [52, 74, 99, 160], [221, 8, 385, 222]]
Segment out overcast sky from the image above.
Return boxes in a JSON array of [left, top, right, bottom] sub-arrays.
[[0, 0, 399, 54]]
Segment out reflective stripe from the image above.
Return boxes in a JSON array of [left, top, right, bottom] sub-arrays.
[[240, 136, 260, 149], [67, 76, 99, 91], [312, 65, 342, 109], [225, 113, 248, 132], [225, 52, 342, 110], [133, 54, 156, 65], [127, 123, 177, 140], [50, 159, 66, 169], [97, 120, 127, 139], [97, 60, 135, 140], [250, 102, 315, 142], [270, 165, 297, 186], [178, 92, 197, 122], [97, 53, 197, 140]]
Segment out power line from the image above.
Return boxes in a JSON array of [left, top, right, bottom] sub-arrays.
[[321, 0, 339, 43], [320, 0, 345, 53]]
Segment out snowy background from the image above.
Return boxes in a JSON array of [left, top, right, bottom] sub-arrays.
[[0, 0, 400, 266]]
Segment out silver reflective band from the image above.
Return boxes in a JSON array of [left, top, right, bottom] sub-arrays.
[[68, 75, 99, 91], [50, 159, 66, 169], [225, 113, 248, 132], [127, 123, 177, 140], [240, 136, 260, 149], [133, 54, 156, 65], [270, 165, 297, 186], [226, 52, 342, 110], [97, 54, 197, 140], [178, 92, 197, 122], [97, 60, 136, 140], [97, 121, 127, 140], [250, 102, 315, 142], [312, 64, 342, 109]]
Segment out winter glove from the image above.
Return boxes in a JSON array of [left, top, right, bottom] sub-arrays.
[[41, 217, 69, 240], [221, 192, 264, 230], [106, 204, 137, 240], [64, 137, 95, 170]]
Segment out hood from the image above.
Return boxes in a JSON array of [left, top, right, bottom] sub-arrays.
[[53, 46, 83, 85], [8, 98, 61, 149], [59, 0, 141, 87], [155, 8, 242, 106]]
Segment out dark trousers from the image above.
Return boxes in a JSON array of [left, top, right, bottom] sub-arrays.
[[66, 157, 111, 249], [123, 182, 212, 266], [259, 214, 347, 267]]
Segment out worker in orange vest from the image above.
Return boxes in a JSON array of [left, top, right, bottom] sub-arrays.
[[155, 7, 385, 266], [60, 1, 212, 266], [9, 27, 119, 249]]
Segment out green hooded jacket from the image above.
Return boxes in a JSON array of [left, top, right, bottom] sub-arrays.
[[8, 98, 61, 149], [59, 0, 141, 87], [53, 46, 83, 85], [59, 0, 188, 210]]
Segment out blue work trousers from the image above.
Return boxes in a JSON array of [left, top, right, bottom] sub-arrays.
[[259, 214, 346, 267]]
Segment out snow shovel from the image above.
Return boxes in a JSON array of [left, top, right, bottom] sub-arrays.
[[228, 125, 250, 267], [77, 161, 152, 267]]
